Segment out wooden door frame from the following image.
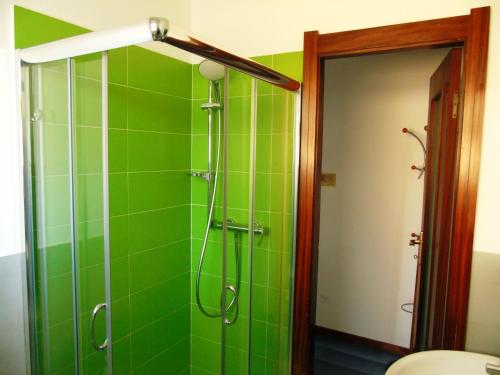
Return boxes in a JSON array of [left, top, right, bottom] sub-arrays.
[[292, 7, 490, 375]]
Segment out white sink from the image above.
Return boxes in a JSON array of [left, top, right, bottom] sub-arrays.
[[386, 350, 500, 375]]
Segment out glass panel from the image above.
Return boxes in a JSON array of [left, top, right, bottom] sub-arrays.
[[71, 52, 110, 374], [26, 53, 112, 374], [105, 45, 193, 375], [249, 82, 298, 375], [221, 67, 253, 375], [28, 59, 79, 375]]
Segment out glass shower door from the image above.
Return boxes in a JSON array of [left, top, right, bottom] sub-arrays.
[[24, 52, 112, 374], [221, 66, 299, 375]]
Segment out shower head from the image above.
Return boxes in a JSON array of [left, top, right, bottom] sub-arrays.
[[199, 59, 225, 81]]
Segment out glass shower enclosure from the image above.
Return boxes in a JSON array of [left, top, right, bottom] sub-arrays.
[[20, 18, 300, 375]]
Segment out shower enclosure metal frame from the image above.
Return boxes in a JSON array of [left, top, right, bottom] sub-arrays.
[[17, 15, 301, 375]]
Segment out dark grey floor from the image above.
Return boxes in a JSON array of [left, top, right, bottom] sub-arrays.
[[314, 331, 402, 375]]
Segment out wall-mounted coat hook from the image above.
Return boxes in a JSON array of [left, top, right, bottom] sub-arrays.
[[402, 127, 427, 179]]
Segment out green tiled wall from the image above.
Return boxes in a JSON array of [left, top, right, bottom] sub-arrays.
[[16, 5, 302, 375], [106, 45, 192, 375]]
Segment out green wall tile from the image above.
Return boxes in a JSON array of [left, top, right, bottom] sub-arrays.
[[127, 88, 191, 133], [108, 84, 127, 130], [256, 95, 273, 135], [129, 240, 189, 293], [111, 257, 130, 301], [39, 272, 74, 326], [191, 272, 221, 311], [108, 129, 127, 172], [192, 178, 208, 206], [40, 243, 72, 279], [134, 337, 190, 375], [74, 53, 102, 80], [112, 337, 131, 375], [191, 134, 209, 171], [130, 272, 189, 331], [128, 171, 189, 213], [191, 336, 221, 373], [82, 350, 106, 375], [228, 134, 250, 172], [77, 229, 104, 269], [108, 48, 127, 85], [254, 173, 271, 212], [75, 126, 102, 174], [228, 69, 252, 97], [128, 131, 190, 171], [191, 305, 221, 343], [228, 97, 251, 134], [250, 354, 266, 375], [226, 172, 250, 210], [128, 46, 191, 99], [73, 77, 102, 127], [250, 320, 267, 358], [192, 100, 210, 134], [192, 65, 210, 100], [44, 319, 77, 373], [128, 206, 190, 253], [78, 262, 105, 313], [41, 124, 69, 176], [225, 315, 250, 351], [40, 68, 69, 125], [75, 174, 103, 222], [191, 239, 222, 276], [109, 215, 129, 259], [130, 306, 189, 370], [109, 173, 128, 216]]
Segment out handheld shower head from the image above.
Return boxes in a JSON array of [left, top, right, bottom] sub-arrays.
[[199, 59, 225, 81]]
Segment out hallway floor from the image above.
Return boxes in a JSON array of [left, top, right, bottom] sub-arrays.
[[314, 331, 402, 375]]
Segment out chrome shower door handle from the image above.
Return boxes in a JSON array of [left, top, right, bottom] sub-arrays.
[[91, 303, 108, 351]]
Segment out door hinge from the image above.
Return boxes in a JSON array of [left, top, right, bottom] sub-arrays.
[[452, 91, 460, 119]]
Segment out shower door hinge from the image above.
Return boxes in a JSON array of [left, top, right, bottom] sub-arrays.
[[452, 91, 460, 119]]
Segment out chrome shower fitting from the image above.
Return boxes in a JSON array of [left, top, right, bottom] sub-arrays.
[[195, 63, 241, 324]]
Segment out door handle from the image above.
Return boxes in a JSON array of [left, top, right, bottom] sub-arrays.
[[409, 232, 422, 246], [91, 303, 108, 351], [409, 232, 424, 266]]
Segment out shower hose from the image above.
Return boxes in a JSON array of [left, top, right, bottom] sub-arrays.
[[195, 84, 240, 325]]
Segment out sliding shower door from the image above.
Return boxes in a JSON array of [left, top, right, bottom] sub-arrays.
[[220, 67, 299, 375], [250, 82, 298, 375], [23, 52, 112, 374]]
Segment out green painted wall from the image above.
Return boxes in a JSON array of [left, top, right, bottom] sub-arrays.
[[16, 6, 301, 375]]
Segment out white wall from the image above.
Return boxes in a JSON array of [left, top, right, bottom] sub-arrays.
[[316, 49, 449, 348], [0, 1, 24, 260]]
